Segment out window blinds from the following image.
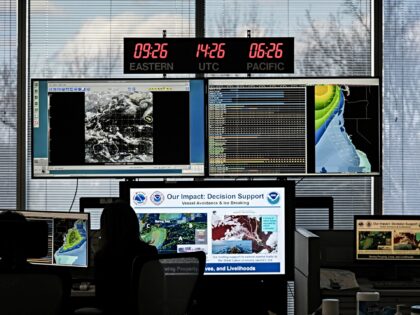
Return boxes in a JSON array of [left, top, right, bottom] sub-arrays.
[[206, 0, 374, 227], [205, 0, 372, 76], [26, 0, 374, 223], [383, 0, 420, 215], [0, 0, 17, 209], [27, 0, 195, 211]]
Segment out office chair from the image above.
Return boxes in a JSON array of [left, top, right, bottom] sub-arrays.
[[0, 217, 72, 315], [131, 251, 206, 315], [0, 268, 72, 315]]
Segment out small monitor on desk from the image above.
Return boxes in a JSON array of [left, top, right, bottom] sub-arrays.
[[354, 215, 420, 281], [311, 229, 354, 268], [2, 211, 90, 268], [79, 197, 119, 269], [354, 215, 420, 262], [80, 197, 119, 230]]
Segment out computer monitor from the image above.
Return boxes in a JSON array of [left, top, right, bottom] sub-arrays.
[[80, 197, 119, 230], [31, 78, 205, 178], [311, 229, 354, 268], [11, 211, 89, 268], [79, 197, 119, 268], [119, 180, 295, 277], [0, 215, 49, 259], [207, 77, 380, 176], [354, 215, 420, 262]]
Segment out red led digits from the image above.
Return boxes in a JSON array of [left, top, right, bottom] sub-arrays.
[[159, 43, 168, 58], [217, 43, 226, 58], [133, 42, 169, 59], [248, 42, 283, 59], [125, 38, 292, 73], [196, 43, 226, 59]]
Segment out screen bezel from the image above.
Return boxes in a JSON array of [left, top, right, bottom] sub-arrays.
[[31, 76, 381, 179], [15, 210, 90, 268], [354, 215, 420, 264], [30, 77, 206, 179], [119, 179, 295, 280]]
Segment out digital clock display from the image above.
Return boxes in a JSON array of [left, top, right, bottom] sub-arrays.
[[133, 43, 168, 59], [124, 38, 294, 74]]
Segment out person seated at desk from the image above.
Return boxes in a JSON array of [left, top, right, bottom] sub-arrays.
[[0, 210, 72, 315], [94, 201, 157, 315], [0, 210, 29, 270]]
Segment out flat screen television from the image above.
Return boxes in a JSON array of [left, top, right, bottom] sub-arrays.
[[207, 77, 380, 176], [119, 180, 295, 277], [31, 78, 205, 178], [1, 211, 90, 268], [354, 215, 420, 262]]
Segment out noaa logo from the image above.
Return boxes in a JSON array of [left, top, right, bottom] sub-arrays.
[[267, 192, 280, 205], [133, 192, 147, 206], [151, 191, 164, 205]]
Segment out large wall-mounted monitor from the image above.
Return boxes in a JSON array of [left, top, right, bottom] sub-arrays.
[[10, 211, 89, 268], [355, 215, 420, 262], [207, 77, 380, 176], [32, 79, 205, 178], [119, 180, 295, 277]]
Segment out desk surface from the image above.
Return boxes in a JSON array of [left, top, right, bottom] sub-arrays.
[[321, 278, 420, 315], [322, 278, 420, 295]]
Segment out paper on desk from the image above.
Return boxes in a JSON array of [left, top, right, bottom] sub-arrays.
[[320, 268, 360, 290]]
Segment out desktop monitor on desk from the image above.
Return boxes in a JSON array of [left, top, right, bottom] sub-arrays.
[[80, 197, 119, 231], [355, 215, 420, 262], [79, 197, 119, 268], [311, 229, 354, 268], [120, 180, 294, 314], [119, 180, 295, 277], [3, 211, 90, 268], [354, 215, 420, 280]]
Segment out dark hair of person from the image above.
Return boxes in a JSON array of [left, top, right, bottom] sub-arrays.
[[0, 210, 27, 222], [99, 201, 141, 251]]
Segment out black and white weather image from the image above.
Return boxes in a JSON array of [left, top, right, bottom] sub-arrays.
[[84, 89, 153, 164]]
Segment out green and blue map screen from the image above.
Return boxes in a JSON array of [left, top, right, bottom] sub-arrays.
[[18, 211, 89, 268]]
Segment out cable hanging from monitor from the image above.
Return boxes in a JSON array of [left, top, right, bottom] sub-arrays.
[[68, 178, 79, 212]]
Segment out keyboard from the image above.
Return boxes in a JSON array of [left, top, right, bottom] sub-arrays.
[[372, 280, 420, 289]]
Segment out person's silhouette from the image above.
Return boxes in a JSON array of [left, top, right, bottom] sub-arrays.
[[94, 201, 157, 315], [0, 210, 72, 315], [0, 210, 29, 269]]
